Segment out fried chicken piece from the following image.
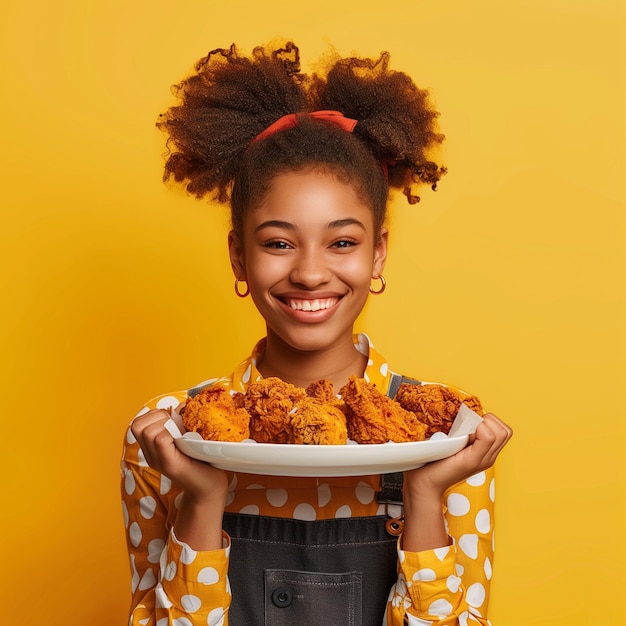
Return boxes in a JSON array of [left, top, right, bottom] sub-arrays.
[[394, 383, 484, 438], [290, 398, 348, 445], [339, 376, 428, 444], [240, 378, 307, 443], [305, 379, 336, 404], [305, 379, 346, 414], [182, 387, 250, 442], [242, 377, 348, 444]]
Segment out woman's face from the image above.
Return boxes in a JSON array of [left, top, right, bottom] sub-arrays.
[[229, 168, 387, 355]]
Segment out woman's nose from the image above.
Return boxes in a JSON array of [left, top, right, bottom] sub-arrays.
[[289, 250, 332, 287]]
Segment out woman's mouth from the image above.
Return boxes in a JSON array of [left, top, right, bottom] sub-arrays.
[[285, 297, 339, 312]]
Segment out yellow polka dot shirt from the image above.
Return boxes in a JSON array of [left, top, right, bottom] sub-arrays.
[[121, 334, 496, 625]]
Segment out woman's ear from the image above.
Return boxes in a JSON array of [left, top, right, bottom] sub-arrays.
[[372, 227, 388, 278], [228, 230, 246, 280]]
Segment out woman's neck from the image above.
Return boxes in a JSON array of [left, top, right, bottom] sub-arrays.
[[256, 332, 367, 393]]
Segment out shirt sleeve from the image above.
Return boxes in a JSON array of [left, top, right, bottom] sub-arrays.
[[385, 467, 496, 625], [121, 419, 232, 625]]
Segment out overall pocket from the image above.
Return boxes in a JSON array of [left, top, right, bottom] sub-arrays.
[[265, 569, 362, 626]]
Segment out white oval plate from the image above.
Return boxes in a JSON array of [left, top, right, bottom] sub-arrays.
[[174, 435, 469, 477]]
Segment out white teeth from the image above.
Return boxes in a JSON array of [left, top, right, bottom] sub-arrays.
[[288, 298, 335, 312]]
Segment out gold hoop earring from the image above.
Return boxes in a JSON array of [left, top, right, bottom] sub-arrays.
[[234, 279, 250, 298], [369, 275, 386, 295]]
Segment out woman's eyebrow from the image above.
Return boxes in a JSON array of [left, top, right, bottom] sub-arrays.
[[254, 220, 295, 233], [328, 218, 366, 230]]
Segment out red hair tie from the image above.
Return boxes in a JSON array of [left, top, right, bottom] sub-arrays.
[[248, 110, 388, 182], [249, 110, 358, 146]]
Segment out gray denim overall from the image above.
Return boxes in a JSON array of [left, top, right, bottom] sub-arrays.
[[222, 373, 417, 625]]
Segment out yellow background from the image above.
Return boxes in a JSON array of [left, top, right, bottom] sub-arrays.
[[1, 1, 624, 624]]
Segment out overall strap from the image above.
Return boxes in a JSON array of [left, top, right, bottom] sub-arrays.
[[376, 372, 422, 505]]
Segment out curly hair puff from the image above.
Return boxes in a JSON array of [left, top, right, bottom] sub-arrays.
[[157, 41, 446, 236]]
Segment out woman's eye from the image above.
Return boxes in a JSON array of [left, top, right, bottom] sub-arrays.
[[263, 240, 291, 250], [331, 240, 357, 249]]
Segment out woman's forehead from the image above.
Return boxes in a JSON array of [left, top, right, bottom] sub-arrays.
[[247, 169, 375, 223]]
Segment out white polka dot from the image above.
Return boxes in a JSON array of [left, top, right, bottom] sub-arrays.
[[127, 426, 139, 443], [380, 362, 389, 376], [468, 607, 484, 620], [147, 538, 166, 564], [459, 534, 479, 559], [160, 474, 172, 495], [406, 616, 432, 625], [459, 611, 470, 626], [121, 501, 129, 528], [335, 505, 351, 518], [138, 568, 156, 591], [172, 618, 193, 626], [466, 471, 486, 487], [489, 477, 495, 502], [239, 505, 260, 515], [293, 503, 316, 520], [242, 364, 252, 383], [266, 488, 288, 507], [124, 471, 136, 496], [446, 574, 462, 593], [455, 562, 465, 577], [413, 568, 436, 581], [387, 503, 402, 519], [207, 607, 226, 626], [181, 545, 198, 565], [156, 618, 169, 626], [155, 585, 173, 609], [394, 574, 408, 596], [484, 556, 493, 580], [174, 492, 183, 509], [130, 554, 140, 593], [355, 481, 375, 504], [225, 491, 235, 506], [433, 545, 450, 561], [156, 396, 180, 410], [129, 522, 142, 547], [428, 598, 453, 617], [447, 492, 471, 516], [139, 496, 157, 519], [475, 509, 491, 534], [164, 561, 177, 581], [181, 594, 202, 612], [198, 567, 220, 585], [245, 483, 264, 490], [137, 447, 148, 467], [317, 484, 332, 507], [466, 582, 486, 607]]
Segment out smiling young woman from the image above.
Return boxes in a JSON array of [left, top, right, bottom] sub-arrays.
[[123, 41, 512, 626], [228, 167, 388, 390]]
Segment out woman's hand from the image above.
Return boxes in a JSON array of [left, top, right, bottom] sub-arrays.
[[131, 408, 228, 550], [401, 413, 512, 552], [406, 413, 513, 499]]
